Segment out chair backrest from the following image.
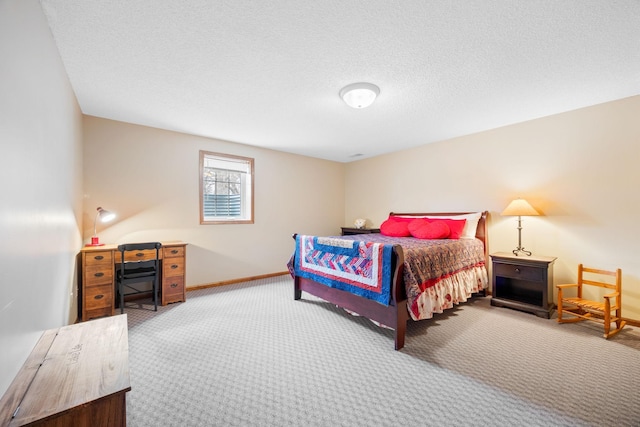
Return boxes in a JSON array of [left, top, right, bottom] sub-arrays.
[[117, 242, 162, 277], [578, 264, 622, 292]]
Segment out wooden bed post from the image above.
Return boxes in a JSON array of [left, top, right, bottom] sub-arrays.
[[391, 245, 408, 350]]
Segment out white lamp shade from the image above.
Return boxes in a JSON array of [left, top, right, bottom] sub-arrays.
[[97, 207, 116, 223], [501, 199, 539, 216], [340, 83, 380, 108]]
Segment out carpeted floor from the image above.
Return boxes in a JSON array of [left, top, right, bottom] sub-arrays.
[[124, 275, 640, 427]]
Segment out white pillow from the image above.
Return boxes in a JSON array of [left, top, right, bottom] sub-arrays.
[[424, 212, 482, 239]]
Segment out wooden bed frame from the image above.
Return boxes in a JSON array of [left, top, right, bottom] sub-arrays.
[[293, 211, 489, 350]]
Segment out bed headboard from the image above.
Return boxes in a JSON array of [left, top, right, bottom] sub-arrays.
[[388, 211, 489, 256]]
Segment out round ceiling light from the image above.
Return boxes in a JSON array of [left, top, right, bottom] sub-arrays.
[[339, 82, 380, 109]]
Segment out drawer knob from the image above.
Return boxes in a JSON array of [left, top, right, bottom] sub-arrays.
[[515, 268, 520, 273], [94, 255, 104, 260], [170, 283, 178, 288], [171, 264, 178, 269], [94, 272, 104, 277], [94, 294, 104, 300], [136, 252, 144, 257], [171, 249, 178, 254]]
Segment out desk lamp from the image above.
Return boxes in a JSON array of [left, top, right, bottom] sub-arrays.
[[88, 206, 116, 246], [501, 198, 539, 256]]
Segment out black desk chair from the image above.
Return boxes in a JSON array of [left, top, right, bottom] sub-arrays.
[[116, 242, 162, 313]]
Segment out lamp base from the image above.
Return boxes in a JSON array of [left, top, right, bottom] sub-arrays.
[[512, 247, 532, 256], [85, 236, 105, 247]]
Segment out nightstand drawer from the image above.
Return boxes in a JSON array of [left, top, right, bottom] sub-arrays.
[[493, 263, 543, 282]]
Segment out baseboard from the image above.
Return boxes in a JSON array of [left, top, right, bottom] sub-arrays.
[[187, 271, 290, 291], [186, 273, 640, 327]]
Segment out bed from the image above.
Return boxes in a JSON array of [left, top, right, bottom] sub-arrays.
[[290, 211, 489, 350]]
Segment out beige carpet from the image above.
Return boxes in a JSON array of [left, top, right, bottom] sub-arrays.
[[124, 275, 640, 426]]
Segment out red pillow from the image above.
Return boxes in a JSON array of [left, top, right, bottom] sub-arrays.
[[387, 215, 419, 223], [380, 218, 411, 237], [432, 218, 466, 239], [408, 219, 450, 239]]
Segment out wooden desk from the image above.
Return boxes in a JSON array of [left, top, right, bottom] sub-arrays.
[[81, 241, 187, 321], [0, 315, 131, 427]]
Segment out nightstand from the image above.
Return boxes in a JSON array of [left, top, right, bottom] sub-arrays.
[[341, 227, 380, 236], [490, 252, 557, 318]]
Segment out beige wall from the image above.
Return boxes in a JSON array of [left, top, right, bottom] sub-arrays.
[[345, 95, 640, 320], [83, 117, 345, 286], [0, 0, 84, 395]]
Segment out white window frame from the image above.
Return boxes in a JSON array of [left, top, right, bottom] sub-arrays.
[[199, 150, 254, 224]]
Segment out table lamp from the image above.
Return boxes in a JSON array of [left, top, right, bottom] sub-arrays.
[[88, 206, 116, 246], [501, 198, 539, 256]]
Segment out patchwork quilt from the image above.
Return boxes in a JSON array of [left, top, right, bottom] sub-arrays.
[[290, 233, 488, 321], [293, 235, 394, 305]]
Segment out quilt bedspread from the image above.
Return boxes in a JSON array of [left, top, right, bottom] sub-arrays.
[[301, 234, 488, 321], [398, 237, 487, 320], [293, 234, 394, 305]]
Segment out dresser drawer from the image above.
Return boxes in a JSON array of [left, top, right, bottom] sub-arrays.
[[116, 249, 160, 262], [85, 283, 113, 311], [84, 250, 113, 265], [164, 276, 184, 296], [163, 257, 184, 277], [494, 263, 543, 282], [84, 264, 114, 286], [163, 246, 185, 258]]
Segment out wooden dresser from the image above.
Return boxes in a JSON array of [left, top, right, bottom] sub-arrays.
[[161, 244, 186, 305], [0, 315, 131, 427], [81, 241, 187, 321]]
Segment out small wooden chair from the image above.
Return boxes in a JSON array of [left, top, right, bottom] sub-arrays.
[[556, 264, 625, 338]]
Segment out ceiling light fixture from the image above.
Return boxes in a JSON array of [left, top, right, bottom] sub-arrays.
[[339, 82, 380, 109]]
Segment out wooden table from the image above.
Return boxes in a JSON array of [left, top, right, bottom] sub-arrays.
[[0, 315, 131, 426]]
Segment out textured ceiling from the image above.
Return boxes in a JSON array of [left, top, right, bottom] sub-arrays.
[[40, 0, 640, 162]]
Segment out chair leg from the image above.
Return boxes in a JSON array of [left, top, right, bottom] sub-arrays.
[[119, 281, 124, 314], [557, 289, 563, 323], [153, 278, 158, 311], [603, 299, 611, 338]]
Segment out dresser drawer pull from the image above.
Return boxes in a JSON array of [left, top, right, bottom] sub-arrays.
[[136, 252, 144, 257], [94, 294, 104, 300], [171, 249, 179, 254], [170, 283, 178, 288], [94, 255, 104, 260], [94, 272, 104, 277], [514, 268, 520, 273]]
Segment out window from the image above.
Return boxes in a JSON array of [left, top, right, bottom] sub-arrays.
[[200, 151, 254, 224]]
